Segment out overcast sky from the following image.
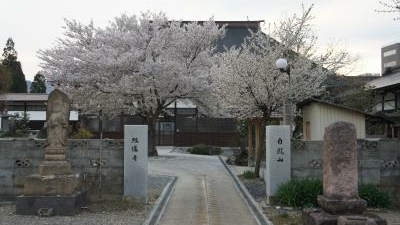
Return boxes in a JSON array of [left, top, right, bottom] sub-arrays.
[[0, 0, 399, 80]]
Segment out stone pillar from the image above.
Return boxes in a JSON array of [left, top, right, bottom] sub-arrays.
[[265, 125, 291, 203], [317, 122, 367, 214], [124, 125, 148, 203]]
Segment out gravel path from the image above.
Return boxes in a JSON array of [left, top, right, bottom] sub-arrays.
[[0, 175, 173, 225]]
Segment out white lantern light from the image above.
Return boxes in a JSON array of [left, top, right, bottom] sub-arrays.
[[276, 58, 288, 70]]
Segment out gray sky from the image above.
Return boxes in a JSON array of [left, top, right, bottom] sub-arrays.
[[0, 0, 399, 80]]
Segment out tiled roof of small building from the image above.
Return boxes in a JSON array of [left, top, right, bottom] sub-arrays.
[[0, 93, 48, 101]]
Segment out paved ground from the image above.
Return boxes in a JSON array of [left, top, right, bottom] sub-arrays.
[[375, 211, 400, 225], [149, 147, 259, 225]]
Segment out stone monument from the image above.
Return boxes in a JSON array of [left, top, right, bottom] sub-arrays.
[[303, 121, 386, 225], [265, 125, 290, 204], [124, 125, 148, 203], [16, 89, 85, 216]]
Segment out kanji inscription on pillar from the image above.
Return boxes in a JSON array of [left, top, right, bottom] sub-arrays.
[[265, 125, 291, 202], [124, 125, 148, 203]]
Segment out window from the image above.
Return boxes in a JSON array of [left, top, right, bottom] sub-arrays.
[[385, 92, 395, 101], [383, 61, 396, 68], [383, 49, 397, 57], [383, 92, 395, 111], [384, 101, 395, 110], [396, 92, 400, 110]]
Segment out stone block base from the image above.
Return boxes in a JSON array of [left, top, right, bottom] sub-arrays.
[[318, 195, 367, 214], [23, 174, 79, 196], [15, 191, 87, 216], [39, 161, 72, 176], [337, 215, 385, 225], [302, 208, 387, 225]]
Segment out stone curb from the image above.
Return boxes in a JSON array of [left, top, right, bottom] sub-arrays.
[[218, 156, 274, 225], [143, 176, 178, 225]]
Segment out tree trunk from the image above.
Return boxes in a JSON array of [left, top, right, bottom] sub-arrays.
[[254, 120, 263, 178], [248, 119, 254, 166], [148, 119, 159, 156]]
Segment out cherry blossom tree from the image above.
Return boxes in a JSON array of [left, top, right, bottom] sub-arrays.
[[209, 5, 356, 176], [377, 0, 400, 19], [38, 12, 225, 156]]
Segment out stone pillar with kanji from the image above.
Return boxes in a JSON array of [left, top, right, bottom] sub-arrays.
[[124, 125, 148, 203]]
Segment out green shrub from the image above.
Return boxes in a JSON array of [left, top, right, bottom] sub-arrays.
[[70, 128, 94, 139], [276, 179, 391, 209], [242, 170, 256, 179], [276, 179, 322, 207], [189, 144, 221, 155], [14, 112, 30, 133], [189, 144, 209, 155], [359, 183, 391, 208], [0, 130, 29, 138]]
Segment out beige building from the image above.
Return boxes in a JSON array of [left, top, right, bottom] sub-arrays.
[[297, 99, 366, 140]]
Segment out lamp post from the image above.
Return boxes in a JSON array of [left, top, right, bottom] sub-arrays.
[[276, 58, 293, 137]]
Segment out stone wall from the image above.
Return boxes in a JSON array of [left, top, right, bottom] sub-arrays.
[[0, 139, 124, 201], [291, 139, 400, 205], [1, 138, 399, 203]]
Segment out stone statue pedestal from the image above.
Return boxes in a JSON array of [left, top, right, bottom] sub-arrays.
[[39, 160, 72, 176], [317, 195, 367, 215], [16, 192, 86, 216], [23, 174, 79, 196], [303, 209, 387, 225], [16, 161, 85, 216], [16, 166, 85, 216]]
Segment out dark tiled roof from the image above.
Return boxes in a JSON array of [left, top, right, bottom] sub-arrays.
[[215, 21, 263, 53], [368, 72, 400, 90]]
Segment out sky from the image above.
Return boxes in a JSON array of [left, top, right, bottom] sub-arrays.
[[0, 0, 399, 81]]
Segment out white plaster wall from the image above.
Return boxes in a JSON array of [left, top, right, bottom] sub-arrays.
[[8, 111, 79, 121]]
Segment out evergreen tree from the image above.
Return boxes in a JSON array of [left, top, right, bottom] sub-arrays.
[[30, 73, 46, 93], [1, 38, 27, 93], [2, 38, 17, 66], [0, 65, 11, 93]]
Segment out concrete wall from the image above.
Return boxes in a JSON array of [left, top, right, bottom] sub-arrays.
[[302, 103, 366, 140], [0, 138, 124, 201]]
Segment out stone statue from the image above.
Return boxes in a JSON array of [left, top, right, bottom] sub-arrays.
[[39, 89, 72, 174], [46, 90, 70, 149]]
